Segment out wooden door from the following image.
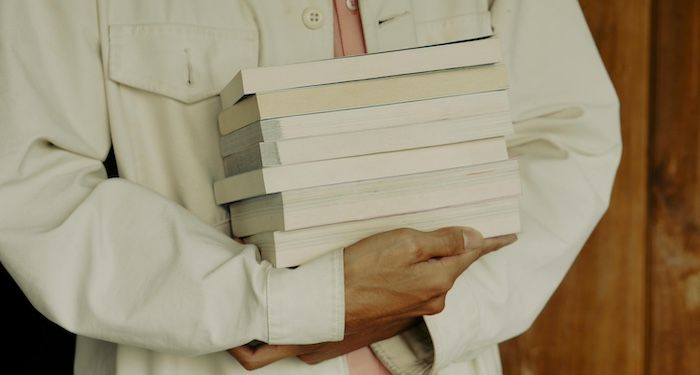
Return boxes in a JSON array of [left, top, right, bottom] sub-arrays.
[[500, 0, 700, 373]]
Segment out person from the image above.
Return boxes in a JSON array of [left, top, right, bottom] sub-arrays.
[[0, 0, 621, 374]]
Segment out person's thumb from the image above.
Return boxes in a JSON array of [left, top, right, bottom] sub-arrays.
[[412, 227, 483, 261], [441, 233, 518, 276]]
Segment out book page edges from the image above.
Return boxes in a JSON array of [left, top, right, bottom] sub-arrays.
[[218, 96, 261, 135], [242, 37, 503, 96], [257, 64, 509, 120]]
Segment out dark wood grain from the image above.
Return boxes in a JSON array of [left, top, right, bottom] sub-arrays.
[[649, 0, 700, 373], [500, 0, 651, 373]]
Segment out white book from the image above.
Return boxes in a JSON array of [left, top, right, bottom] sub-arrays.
[[246, 197, 521, 268], [220, 37, 502, 107], [214, 137, 509, 204], [229, 160, 520, 237], [222, 111, 513, 174], [218, 63, 508, 135], [219, 90, 512, 157]]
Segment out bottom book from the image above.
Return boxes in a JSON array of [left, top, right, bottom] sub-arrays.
[[244, 197, 520, 268]]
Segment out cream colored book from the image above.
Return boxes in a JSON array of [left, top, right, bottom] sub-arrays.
[[229, 160, 520, 237], [219, 90, 511, 157], [245, 197, 521, 268], [218, 63, 508, 135], [220, 37, 502, 107], [222, 111, 513, 174], [214, 137, 509, 203]]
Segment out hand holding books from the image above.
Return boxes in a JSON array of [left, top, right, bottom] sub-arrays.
[[342, 227, 517, 334], [228, 227, 517, 369]]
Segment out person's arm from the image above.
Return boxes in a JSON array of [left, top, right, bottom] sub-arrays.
[[370, 0, 622, 372], [0, 1, 344, 355], [227, 228, 517, 370]]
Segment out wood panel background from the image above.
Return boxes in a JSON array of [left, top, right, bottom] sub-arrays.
[[500, 0, 700, 373], [649, 0, 700, 373]]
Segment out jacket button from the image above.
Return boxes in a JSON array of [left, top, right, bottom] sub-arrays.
[[302, 7, 324, 30]]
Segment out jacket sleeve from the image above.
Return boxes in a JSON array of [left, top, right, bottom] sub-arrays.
[[0, 1, 344, 356], [371, 0, 622, 372]]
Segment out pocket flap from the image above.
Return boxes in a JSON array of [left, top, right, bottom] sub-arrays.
[[109, 23, 258, 104]]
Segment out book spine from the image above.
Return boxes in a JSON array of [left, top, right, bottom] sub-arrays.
[[218, 95, 261, 135], [222, 144, 265, 176], [219, 71, 245, 108], [213, 169, 267, 204], [219, 122, 265, 157]]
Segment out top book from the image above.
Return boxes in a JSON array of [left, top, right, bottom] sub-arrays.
[[220, 37, 502, 108]]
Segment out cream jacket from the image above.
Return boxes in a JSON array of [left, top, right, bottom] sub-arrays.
[[0, 0, 621, 374]]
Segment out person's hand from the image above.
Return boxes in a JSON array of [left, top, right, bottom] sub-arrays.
[[342, 227, 516, 334], [228, 317, 419, 370], [228, 227, 517, 370]]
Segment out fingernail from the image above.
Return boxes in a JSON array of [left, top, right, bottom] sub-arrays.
[[461, 229, 485, 250]]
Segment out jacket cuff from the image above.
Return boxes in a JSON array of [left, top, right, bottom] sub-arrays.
[[370, 320, 434, 375], [266, 248, 345, 344]]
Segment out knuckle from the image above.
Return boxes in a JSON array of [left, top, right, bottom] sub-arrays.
[[445, 228, 465, 251], [426, 274, 452, 296], [440, 270, 456, 286], [432, 227, 470, 253], [425, 297, 447, 315], [393, 227, 415, 238], [462, 226, 482, 239], [395, 229, 421, 255], [239, 360, 257, 371], [437, 274, 454, 292], [299, 354, 320, 365]]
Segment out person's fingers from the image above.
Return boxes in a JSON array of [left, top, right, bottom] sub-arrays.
[[227, 344, 305, 371], [441, 233, 518, 277], [408, 227, 481, 262], [479, 233, 518, 255]]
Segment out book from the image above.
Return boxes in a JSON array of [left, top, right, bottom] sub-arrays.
[[220, 37, 502, 107], [219, 90, 511, 156], [218, 63, 508, 135], [222, 111, 513, 174], [245, 197, 521, 268], [214, 137, 509, 204], [229, 160, 520, 237]]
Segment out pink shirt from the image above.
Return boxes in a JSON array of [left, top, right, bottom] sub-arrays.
[[332, 1, 392, 374], [333, 0, 367, 57]]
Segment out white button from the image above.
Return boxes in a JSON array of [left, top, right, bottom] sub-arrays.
[[346, 0, 358, 11], [302, 7, 324, 30]]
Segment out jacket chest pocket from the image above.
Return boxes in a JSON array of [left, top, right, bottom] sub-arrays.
[[108, 23, 258, 104]]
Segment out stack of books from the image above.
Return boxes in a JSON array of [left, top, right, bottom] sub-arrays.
[[214, 37, 521, 268]]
